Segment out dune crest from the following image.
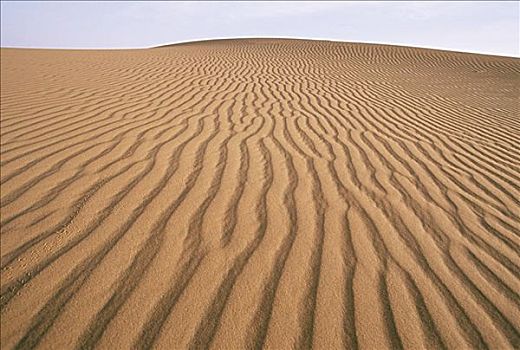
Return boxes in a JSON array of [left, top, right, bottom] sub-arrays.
[[1, 39, 519, 349]]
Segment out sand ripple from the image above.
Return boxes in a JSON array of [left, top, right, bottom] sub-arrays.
[[1, 39, 519, 349]]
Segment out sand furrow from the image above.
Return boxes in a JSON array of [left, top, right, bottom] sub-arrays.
[[1, 39, 519, 350]]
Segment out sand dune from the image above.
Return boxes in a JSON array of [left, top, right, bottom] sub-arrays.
[[1, 38, 519, 349]]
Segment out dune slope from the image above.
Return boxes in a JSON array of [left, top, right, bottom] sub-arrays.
[[1, 39, 519, 349]]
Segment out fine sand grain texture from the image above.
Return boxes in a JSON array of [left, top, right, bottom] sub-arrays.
[[1, 39, 519, 349]]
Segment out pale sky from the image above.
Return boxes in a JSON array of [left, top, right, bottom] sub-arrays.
[[1, 1, 519, 57]]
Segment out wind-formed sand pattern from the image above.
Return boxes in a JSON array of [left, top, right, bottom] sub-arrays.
[[1, 38, 519, 349]]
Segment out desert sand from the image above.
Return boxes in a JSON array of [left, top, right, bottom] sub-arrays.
[[1, 38, 519, 349]]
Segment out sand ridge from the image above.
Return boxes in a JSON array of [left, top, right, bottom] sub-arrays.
[[1, 38, 519, 349]]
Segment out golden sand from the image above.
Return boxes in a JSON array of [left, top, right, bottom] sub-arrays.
[[1, 39, 519, 349]]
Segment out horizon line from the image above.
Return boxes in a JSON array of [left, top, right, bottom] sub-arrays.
[[1, 36, 519, 58]]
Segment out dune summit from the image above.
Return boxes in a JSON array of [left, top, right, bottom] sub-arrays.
[[1, 38, 519, 349]]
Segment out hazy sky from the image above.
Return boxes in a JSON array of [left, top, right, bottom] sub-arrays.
[[1, 1, 518, 56]]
